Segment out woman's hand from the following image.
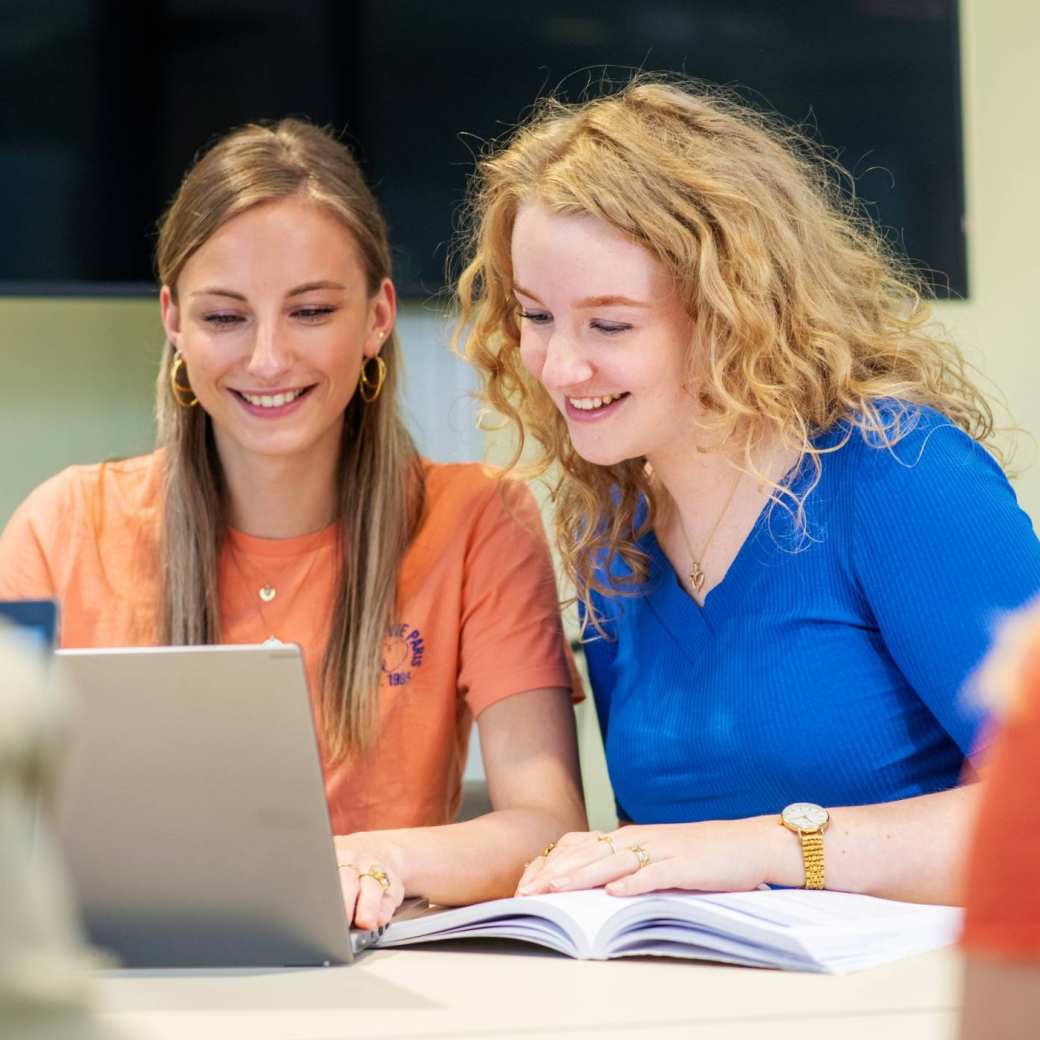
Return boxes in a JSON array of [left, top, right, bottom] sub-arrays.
[[333, 834, 407, 930], [516, 817, 793, 898]]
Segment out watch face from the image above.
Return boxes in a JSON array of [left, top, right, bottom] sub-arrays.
[[782, 802, 829, 831]]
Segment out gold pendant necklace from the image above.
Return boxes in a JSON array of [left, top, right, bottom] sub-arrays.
[[228, 547, 321, 643], [688, 559, 706, 593], [676, 471, 743, 596]]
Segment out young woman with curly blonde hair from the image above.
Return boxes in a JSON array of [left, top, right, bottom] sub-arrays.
[[456, 78, 1040, 905]]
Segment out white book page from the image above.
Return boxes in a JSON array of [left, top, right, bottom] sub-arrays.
[[611, 929, 808, 970], [380, 890, 661, 957], [692, 888, 958, 929], [378, 894, 590, 957], [378, 888, 962, 973], [602, 889, 962, 972]]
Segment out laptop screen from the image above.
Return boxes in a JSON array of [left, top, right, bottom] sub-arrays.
[[0, 599, 59, 654]]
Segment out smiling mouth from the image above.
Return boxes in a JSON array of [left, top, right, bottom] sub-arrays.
[[567, 392, 629, 411], [232, 386, 315, 409]]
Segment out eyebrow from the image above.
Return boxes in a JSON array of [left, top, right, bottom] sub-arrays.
[[189, 280, 347, 300], [512, 284, 650, 309], [575, 294, 650, 309], [288, 280, 347, 296], [190, 287, 246, 300]]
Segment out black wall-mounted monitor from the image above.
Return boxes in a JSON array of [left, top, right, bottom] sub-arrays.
[[1, 1, 966, 298]]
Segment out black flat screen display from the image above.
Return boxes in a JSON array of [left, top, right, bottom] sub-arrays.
[[1, 1, 965, 297]]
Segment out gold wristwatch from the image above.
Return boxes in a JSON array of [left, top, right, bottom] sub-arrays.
[[779, 802, 830, 890]]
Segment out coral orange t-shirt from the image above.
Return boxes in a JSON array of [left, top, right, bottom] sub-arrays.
[[961, 632, 1040, 957], [0, 451, 578, 834]]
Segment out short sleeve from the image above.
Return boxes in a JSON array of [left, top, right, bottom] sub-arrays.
[[0, 481, 63, 600], [852, 413, 1040, 756], [457, 478, 581, 717]]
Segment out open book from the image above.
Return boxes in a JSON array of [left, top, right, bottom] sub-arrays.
[[377, 888, 962, 974]]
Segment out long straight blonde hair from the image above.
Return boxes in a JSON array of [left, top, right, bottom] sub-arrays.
[[155, 119, 424, 757]]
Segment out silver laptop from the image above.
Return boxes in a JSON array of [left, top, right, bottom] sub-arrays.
[[53, 644, 383, 967]]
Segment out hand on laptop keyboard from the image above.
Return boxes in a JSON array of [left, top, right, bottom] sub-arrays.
[[334, 836, 406, 930]]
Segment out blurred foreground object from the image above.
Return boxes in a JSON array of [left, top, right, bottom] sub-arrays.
[[0, 623, 121, 1039], [960, 599, 1040, 1039]]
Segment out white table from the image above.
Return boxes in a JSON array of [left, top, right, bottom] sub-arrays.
[[95, 941, 961, 1040]]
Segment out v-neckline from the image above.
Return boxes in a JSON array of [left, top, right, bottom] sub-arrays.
[[638, 450, 824, 659], [650, 446, 823, 607], [626, 424, 850, 660], [646, 495, 769, 632]]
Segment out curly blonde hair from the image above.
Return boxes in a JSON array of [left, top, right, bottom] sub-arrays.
[[454, 76, 1000, 631]]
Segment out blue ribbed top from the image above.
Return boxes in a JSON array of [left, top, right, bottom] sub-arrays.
[[583, 406, 1040, 824]]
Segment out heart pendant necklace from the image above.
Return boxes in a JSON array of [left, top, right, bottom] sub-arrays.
[[687, 560, 706, 593], [676, 471, 742, 600], [228, 546, 320, 644]]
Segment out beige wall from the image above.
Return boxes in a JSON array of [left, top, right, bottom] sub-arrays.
[[0, 299, 160, 524], [931, 0, 1040, 524]]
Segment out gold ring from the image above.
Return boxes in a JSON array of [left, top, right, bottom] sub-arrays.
[[541, 842, 557, 858], [629, 844, 650, 871], [597, 834, 617, 855], [359, 867, 391, 890]]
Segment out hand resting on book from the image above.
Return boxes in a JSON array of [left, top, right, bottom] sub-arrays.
[[517, 785, 982, 906], [517, 818, 802, 898]]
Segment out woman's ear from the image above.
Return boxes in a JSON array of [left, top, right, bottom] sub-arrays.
[[364, 277, 397, 358], [159, 285, 180, 349]]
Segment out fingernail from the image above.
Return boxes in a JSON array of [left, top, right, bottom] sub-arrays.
[[550, 877, 570, 889], [517, 884, 533, 895]]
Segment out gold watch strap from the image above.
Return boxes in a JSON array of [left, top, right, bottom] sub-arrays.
[[800, 830, 825, 890]]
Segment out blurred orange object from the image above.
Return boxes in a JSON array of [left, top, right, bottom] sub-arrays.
[[962, 603, 1040, 957]]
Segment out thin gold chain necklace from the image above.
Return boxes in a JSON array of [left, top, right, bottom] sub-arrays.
[[674, 471, 743, 595], [227, 545, 322, 644]]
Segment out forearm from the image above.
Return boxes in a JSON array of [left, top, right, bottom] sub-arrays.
[[339, 687, 587, 909], [761, 784, 982, 904], [351, 799, 587, 906]]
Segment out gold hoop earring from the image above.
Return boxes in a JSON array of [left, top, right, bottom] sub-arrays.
[[358, 355, 387, 403], [169, 351, 198, 408]]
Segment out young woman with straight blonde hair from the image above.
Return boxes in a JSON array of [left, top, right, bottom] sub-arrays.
[[0, 119, 586, 928], [456, 77, 1040, 905]]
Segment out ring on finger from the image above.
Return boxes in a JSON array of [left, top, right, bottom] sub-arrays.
[[359, 866, 391, 890], [541, 842, 557, 858], [629, 844, 651, 871], [596, 833, 617, 855]]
